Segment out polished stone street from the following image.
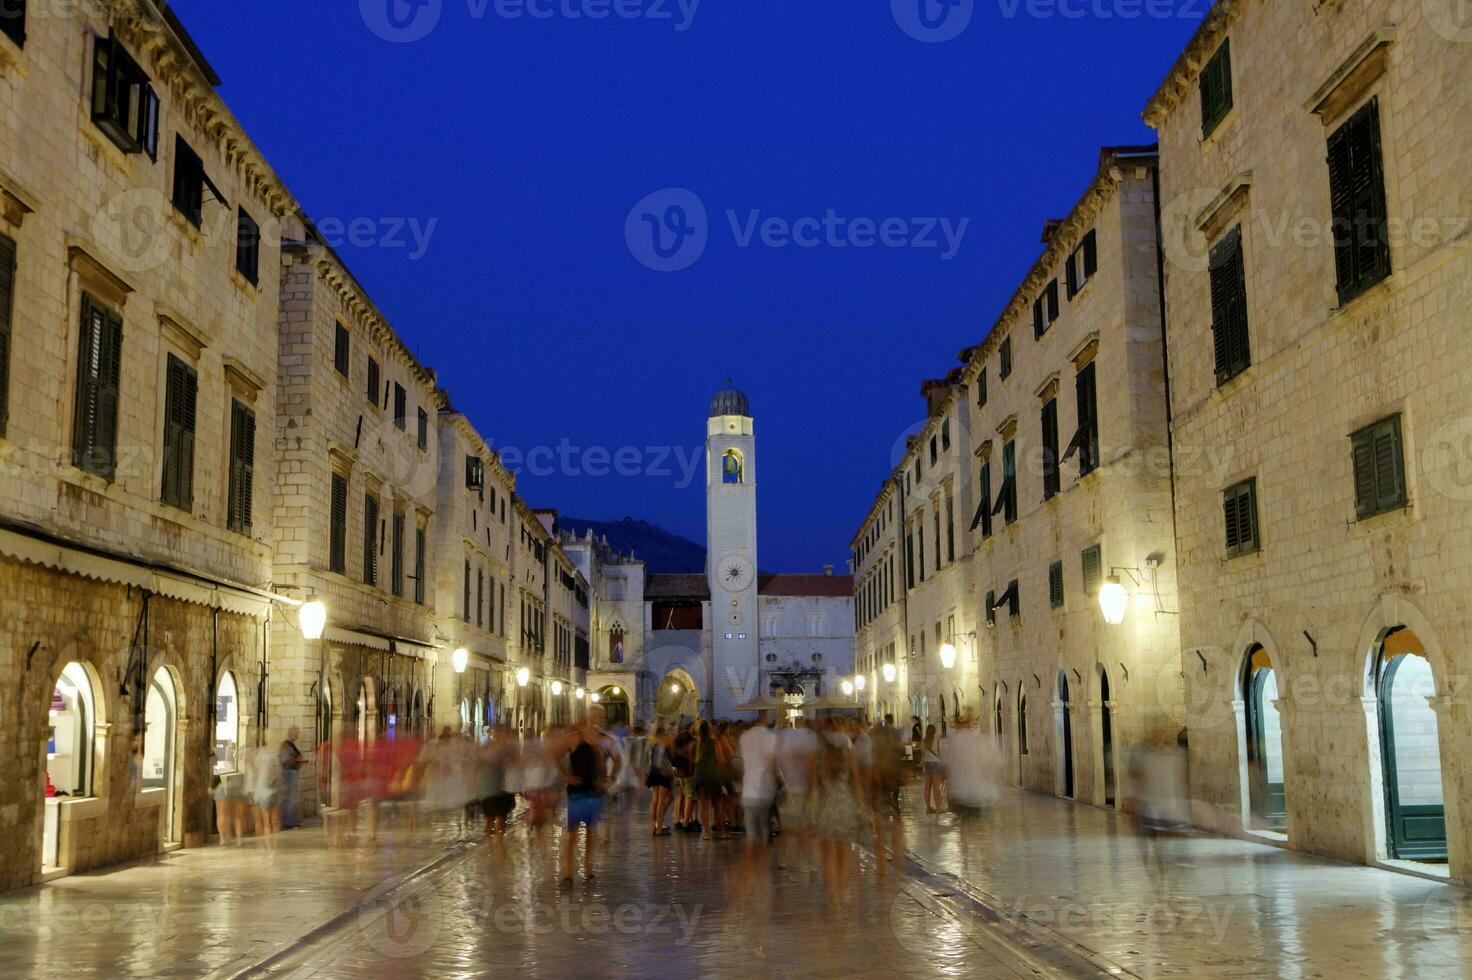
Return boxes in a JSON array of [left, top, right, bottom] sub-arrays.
[[2, 788, 1471, 979]]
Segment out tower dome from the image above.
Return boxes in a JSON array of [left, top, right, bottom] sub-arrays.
[[709, 382, 751, 418]]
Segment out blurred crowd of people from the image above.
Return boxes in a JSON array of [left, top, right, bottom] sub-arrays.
[[209, 705, 1189, 896]]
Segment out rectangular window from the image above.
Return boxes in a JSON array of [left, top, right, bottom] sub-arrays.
[[329, 473, 348, 573], [1351, 415, 1407, 520], [917, 516, 926, 582], [905, 527, 915, 590], [334, 323, 351, 377], [999, 335, 1012, 379], [1032, 279, 1060, 338], [1209, 225, 1251, 385], [985, 590, 996, 627], [463, 560, 472, 622], [1066, 230, 1098, 298], [1200, 37, 1233, 137], [227, 401, 255, 534], [160, 355, 198, 512], [171, 135, 219, 229], [942, 418, 951, 452], [393, 383, 407, 430], [90, 31, 158, 158], [366, 356, 380, 406], [976, 368, 987, 407], [1041, 397, 1060, 500], [929, 435, 937, 465], [999, 441, 1017, 525], [477, 569, 485, 628], [1002, 579, 1019, 618], [1223, 478, 1260, 557], [0, 1, 25, 48], [414, 526, 427, 605], [932, 506, 941, 572], [417, 407, 429, 450], [0, 233, 14, 436], [1081, 544, 1103, 597], [362, 494, 379, 586], [1048, 561, 1064, 608], [1063, 362, 1099, 476], [391, 512, 405, 597], [971, 461, 993, 539], [72, 293, 123, 480], [235, 208, 260, 285], [466, 455, 485, 490], [1328, 97, 1391, 305]]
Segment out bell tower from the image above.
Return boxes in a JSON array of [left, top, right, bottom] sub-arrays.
[[706, 382, 758, 717]]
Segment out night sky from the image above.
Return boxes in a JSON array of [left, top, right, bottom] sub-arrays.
[[170, 0, 1202, 572]]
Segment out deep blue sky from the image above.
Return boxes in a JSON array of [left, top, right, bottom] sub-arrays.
[[173, 0, 1202, 572]]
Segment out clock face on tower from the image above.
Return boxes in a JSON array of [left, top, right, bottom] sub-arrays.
[[717, 554, 754, 592]]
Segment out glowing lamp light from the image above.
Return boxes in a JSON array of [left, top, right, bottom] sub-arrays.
[[516, 667, 530, 688], [670, 683, 681, 694], [451, 647, 469, 674], [841, 680, 855, 696], [854, 674, 866, 692], [882, 663, 897, 684], [299, 600, 327, 641], [610, 686, 621, 696], [590, 692, 601, 703], [575, 687, 586, 699], [1099, 576, 1129, 626], [551, 680, 564, 696], [938, 643, 957, 670]]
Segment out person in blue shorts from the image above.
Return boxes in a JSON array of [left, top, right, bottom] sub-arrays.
[[553, 706, 620, 889]]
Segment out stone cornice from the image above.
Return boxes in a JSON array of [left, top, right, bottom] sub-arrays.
[[958, 148, 1155, 389], [1141, 0, 1244, 129], [111, 0, 294, 218]]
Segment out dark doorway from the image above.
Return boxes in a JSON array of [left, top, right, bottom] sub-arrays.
[[1376, 628, 1447, 861], [1242, 645, 1287, 832]]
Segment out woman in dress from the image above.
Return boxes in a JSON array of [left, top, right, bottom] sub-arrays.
[[921, 724, 946, 813], [693, 721, 728, 840], [645, 723, 675, 836], [813, 717, 862, 901]]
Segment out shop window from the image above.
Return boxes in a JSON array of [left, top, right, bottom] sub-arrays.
[[214, 672, 240, 774], [91, 30, 159, 158], [47, 662, 97, 798]]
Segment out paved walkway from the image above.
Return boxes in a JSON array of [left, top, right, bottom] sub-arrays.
[[897, 786, 1472, 978], [3, 788, 1471, 978]]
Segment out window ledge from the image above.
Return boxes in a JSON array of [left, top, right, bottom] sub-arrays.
[[164, 206, 204, 245], [0, 34, 24, 76], [1199, 104, 1239, 147], [1352, 502, 1413, 530], [1329, 271, 1397, 322], [230, 268, 260, 297]]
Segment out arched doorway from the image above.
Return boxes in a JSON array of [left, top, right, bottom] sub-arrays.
[[993, 690, 1003, 740], [317, 680, 334, 811], [1055, 670, 1074, 799], [1017, 690, 1029, 784], [657, 670, 697, 722], [1375, 627, 1446, 861], [43, 661, 100, 871], [214, 671, 241, 775], [355, 679, 377, 745], [142, 667, 180, 844], [599, 685, 630, 727], [1242, 644, 1287, 832]]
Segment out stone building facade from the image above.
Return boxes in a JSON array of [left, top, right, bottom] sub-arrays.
[[1145, 0, 1472, 881], [0, 1, 293, 886], [853, 148, 1183, 810], [270, 235, 447, 813]]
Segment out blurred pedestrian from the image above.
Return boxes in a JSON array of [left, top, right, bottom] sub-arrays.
[[553, 706, 620, 888], [646, 723, 675, 836], [920, 724, 945, 813], [869, 714, 906, 878], [776, 716, 818, 870], [279, 728, 305, 829], [693, 721, 728, 840], [814, 717, 862, 902]]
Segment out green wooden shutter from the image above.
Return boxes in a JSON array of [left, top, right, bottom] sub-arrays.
[[1082, 229, 1097, 279], [1352, 416, 1405, 518], [1200, 38, 1233, 136], [391, 512, 405, 597], [161, 355, 197, 510], [1066, 252, 1078, 298], [1224, 484, 1242, 552], [1000, 336, 1012, 378], [985, 590, 996, 627], [977, 368, 987, 407], [329, 473, 348, 572], [1081, 545, 1102, 596], [1209, 226, 1250, 385], [1049, 561, 1064, 608], [1042, 399, 1060, 499], [1075, 362, 1098, 475], [414, 526, 427, 605], [74, 295, 123, 479], [1033, 296, 1045, 338], [334, 323, 350, 376], [363, 494, 379, 586], [228, 400, 255, 533], [1224, 479, 1258, 556], [0, 233, 14, 436], [1046, 279, 1059, 322]]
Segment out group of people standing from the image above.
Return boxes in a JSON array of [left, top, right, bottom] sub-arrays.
[[211, 728, 305, 844]]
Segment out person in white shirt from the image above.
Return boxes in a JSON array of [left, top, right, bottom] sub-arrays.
[[739, 715, 780, 844], [940, 713, 998, 813], [775, 717, 819, 868]]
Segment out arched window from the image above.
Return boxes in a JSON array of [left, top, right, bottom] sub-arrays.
[[49, 662, 97, 797], [142, 669, 176, 790], [214, 672, 240, 774], [1018, 691, 1029, 755], [722, 449, 743, 484]]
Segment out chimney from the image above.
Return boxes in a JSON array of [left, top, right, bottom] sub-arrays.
[[823, 564, 834, 577]]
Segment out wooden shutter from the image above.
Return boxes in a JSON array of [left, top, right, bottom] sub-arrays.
[[329, 473, 348, 572], [1200, 38, 1232, 136], [73, 294, 123, 479], [1, 0, 26, 48], [1049, 561, 1064, 608], [334, 323, 350, 376], [977, 368, 987, 407], [1352, 416, 1405, 519], [971, 461, 992, 536], [1075, 362, 1098, 475], [1081, 545, 1102, 595], [1066, 252, 1078, 298], [228, 400, 255, 533], [1033, 296, 1045, 338], [1328, 98, 1391, 304], [363, 494, 379, 585], [985, 590, 996, 627], [161, 355, 198, 510], [391, 513, 405, 597], [1224, 479, 1258, 556], [0, 233, 14, 435], [1000, 336, 1012, 378], [366, 357, 379, 404], [1209, 225, 1250, 384], [1042, 398, 1060, 499], [415, 526, 427, 604], [1046, 279, 1059, 322], [1082, 229, 1097, 279]]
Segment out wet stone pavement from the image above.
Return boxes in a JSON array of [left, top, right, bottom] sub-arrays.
[[3, 788, 1472, 978]]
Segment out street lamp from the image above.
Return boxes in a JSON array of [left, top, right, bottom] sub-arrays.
[[1099, 576, 1129, 625], [938, 643, 957, 670], [451, 647, 469, 674], [854, 674, 866, 692], [591, 692, 601, 704], [299, 600, 327, 641], [882, 663, 897, 684], [670, 682, 681, 694], [516, 667, 530, 687], [575, 687, 586, 700], [551, 680, 563, 696], [610, 685, 621, 696], [841, 679, 855, 696]]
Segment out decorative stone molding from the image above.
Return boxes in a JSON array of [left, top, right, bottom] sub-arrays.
[[1195, 174, 1253, 240], [223, 358, 268, 402], [1068, 332, 1099, 370], [66, 239, 135, 308], [0, 166, 37, 227], [1306, 27, 1396, 123], [157, 308, 209, 360], [1034, 372, 1061, 402]]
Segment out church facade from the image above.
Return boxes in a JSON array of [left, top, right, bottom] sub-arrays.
[[573, 386, 854, 724]]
